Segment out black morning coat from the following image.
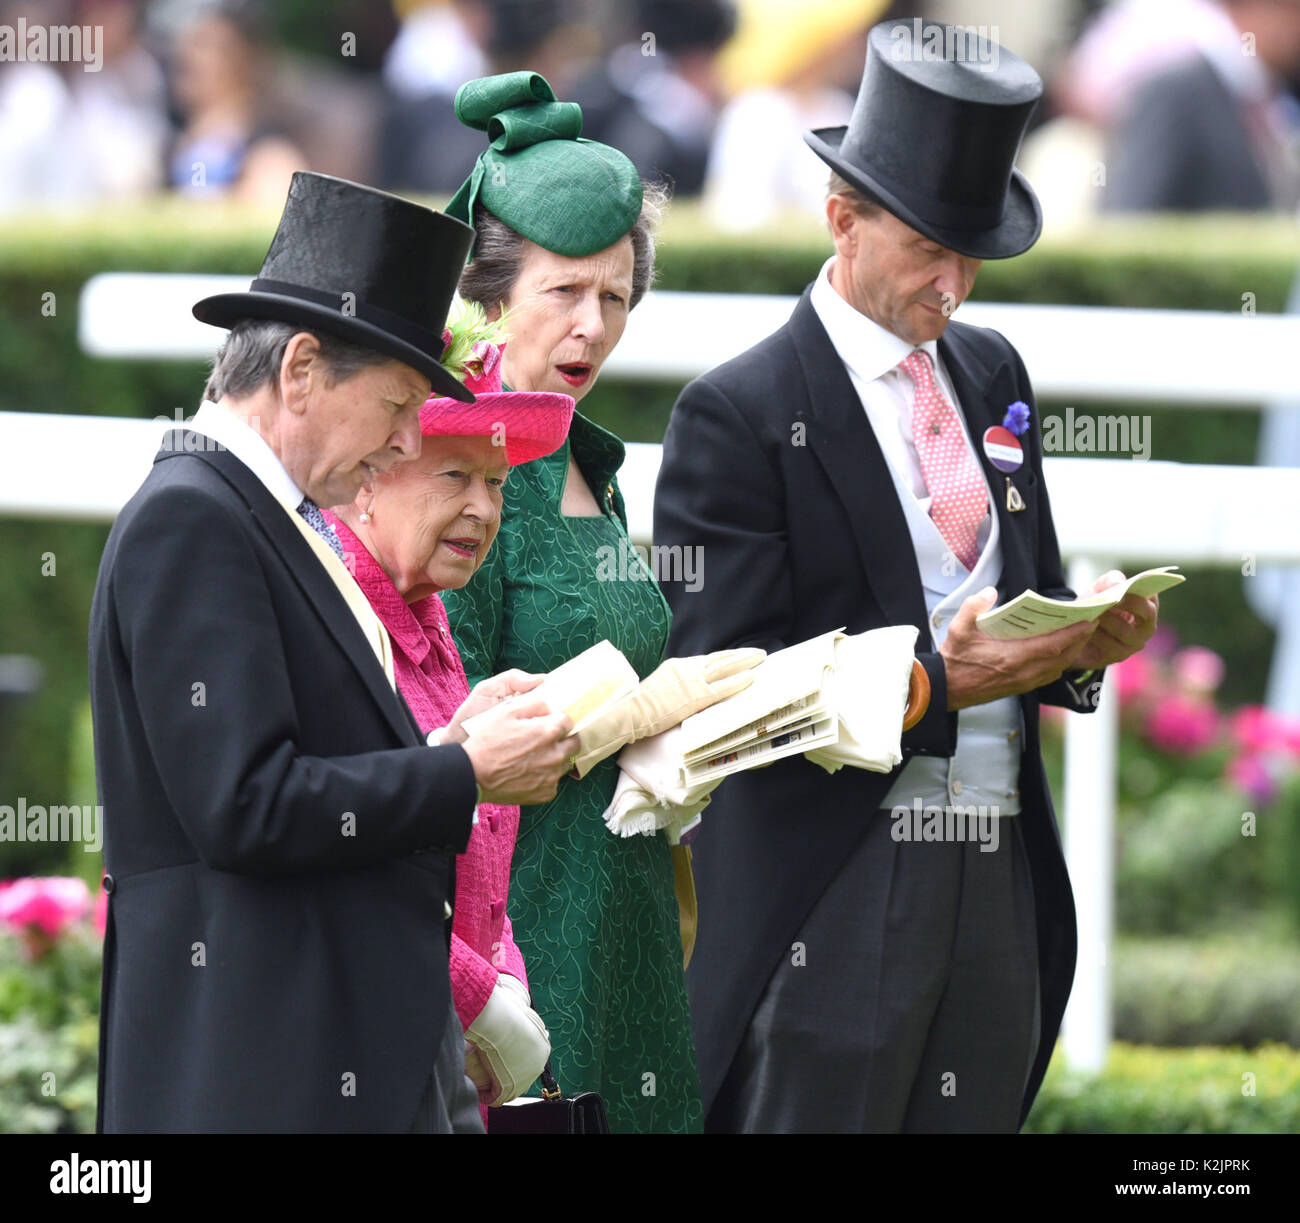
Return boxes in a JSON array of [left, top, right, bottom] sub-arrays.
[[88, 429, 479, 1132], [654, 289, 1103, 1130]]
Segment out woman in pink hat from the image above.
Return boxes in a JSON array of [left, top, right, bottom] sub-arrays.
[[325, 305, 575, 1126]]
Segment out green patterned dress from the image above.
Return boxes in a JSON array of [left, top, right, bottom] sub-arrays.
[[441, 410, 703, 1134]]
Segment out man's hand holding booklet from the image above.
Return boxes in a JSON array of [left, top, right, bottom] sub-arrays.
[[975, 566, 1185, 641]]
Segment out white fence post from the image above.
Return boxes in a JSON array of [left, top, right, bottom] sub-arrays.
[[1061, 555, 1119, 1074]]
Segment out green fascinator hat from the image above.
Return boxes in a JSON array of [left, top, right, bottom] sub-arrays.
[[446, 70, 644, 260]]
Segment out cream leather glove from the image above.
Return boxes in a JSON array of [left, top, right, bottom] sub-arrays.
[[464, 973, 550, 1106], [572, 648, 766, 777]]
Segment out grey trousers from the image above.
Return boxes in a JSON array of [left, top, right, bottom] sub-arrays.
[[711, 809, 1041, 1133], [409, 994, 484, 1134]]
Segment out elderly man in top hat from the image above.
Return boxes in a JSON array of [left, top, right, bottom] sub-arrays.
[[655, 22, 1161, 1132], [88, 172, 578, 1133]]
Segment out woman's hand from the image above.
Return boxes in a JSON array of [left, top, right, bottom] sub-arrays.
[[441, 670, 545, 744], [465, 974, 551, 1106], [464, 1040, 500, 1103]]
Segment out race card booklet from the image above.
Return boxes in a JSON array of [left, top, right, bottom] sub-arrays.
[[976, 565, 1186, 641], [678, 630, 844, 784], [462, 640, 640, 737]]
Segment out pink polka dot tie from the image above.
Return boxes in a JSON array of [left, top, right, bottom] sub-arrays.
[[902, 349, 988, 573]]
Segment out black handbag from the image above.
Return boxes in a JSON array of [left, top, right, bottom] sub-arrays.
[[486, 1062, 609, 1134]]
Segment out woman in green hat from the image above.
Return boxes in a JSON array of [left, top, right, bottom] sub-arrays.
[[440, 71, 747, 1134]]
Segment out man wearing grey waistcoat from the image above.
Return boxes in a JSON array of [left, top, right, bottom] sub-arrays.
[[654, 21, 1161, 1132]]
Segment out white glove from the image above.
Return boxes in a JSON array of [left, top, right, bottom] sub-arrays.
[[464, 973, 550, 1105], [602, 766, 711, 842], [572, 648, 766, 777], [601, 729, 722, 840]]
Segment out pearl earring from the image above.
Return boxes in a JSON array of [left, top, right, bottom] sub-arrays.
[[359, 497, 374, 525]]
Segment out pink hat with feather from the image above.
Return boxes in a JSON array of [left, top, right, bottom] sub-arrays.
[[420, 308, 574, 466]]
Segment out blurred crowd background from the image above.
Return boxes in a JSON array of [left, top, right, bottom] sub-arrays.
[[4, 0, 1300, 225]]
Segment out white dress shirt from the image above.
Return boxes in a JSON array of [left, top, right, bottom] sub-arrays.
[[809, 259, 1023, 816], [191, 400, 305, 510], [808, 257, 993, 552]]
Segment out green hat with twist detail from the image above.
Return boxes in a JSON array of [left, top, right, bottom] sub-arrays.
[[446, 71, 644, 261]]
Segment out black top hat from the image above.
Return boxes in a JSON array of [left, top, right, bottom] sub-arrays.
[[193, 172, 476, 402], [805, 20, 1043, 260]]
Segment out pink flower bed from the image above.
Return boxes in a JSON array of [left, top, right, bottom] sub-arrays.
[[1112, 647, 1228, 756], [0, 876, 96, 958], [1065, 642, 1300, 804]]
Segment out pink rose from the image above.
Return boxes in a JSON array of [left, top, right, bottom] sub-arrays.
[[1113, 652, 1154, 705], [1144, 694, 1220, 755], [1225, 753, 1278, 805], [0, 876, 91, 939], [1172, 646, 1224, 693], [465, 340, 500, 381], [1229, 706, 1300, 756], [1231, 706, 1271, 753]]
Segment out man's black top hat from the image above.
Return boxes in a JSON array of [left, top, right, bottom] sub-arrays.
[[805, 20, 1043, 260], [193, 172, 476, 402]]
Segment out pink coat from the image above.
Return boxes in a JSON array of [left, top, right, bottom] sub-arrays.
[[328, 515, 528, 1033]]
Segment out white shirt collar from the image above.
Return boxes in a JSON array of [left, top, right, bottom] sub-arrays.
[[809, 255, 939, 382], [190, 400, 306, 512]]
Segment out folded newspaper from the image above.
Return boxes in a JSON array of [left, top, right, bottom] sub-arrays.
[[604, 625, 920, 838]]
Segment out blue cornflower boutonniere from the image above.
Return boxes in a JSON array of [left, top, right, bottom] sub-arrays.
[[1003, 401, 1031, 436]]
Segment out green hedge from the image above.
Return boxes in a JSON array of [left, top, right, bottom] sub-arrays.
[[1115, 779, 1296, 937], [0, 923, 100, 1134], [1024, 1041, 1300, 1134], [1, 208, 1296, 857], [1114, 935, 1300, 1049], [2, 201, 1297, 302]]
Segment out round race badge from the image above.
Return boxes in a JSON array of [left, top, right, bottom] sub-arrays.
[[982, 425, 1023, 473]]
